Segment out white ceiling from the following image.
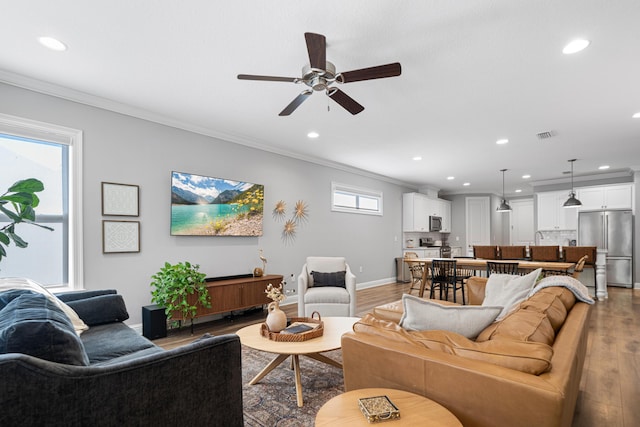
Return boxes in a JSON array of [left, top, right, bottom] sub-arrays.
[[2, 0, 639, 196]]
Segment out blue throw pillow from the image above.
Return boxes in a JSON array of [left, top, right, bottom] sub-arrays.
[[0, 292, 89, 366], [66, 294, 129, 326], [311, 271, 347, 288]]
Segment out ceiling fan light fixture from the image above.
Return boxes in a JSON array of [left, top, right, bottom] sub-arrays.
[[238, 33, 401, 116], [563, 159, 582, 208], [497, 169, 512, 212]]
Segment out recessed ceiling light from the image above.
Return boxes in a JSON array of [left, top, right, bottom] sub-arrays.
[[463, 182, 470, 186], [447, 176, 455, 180], [598, 165, 610, 170], [522, 174, 531, 179], [412, 156, 422, 161], [38, 36, 67, 51], [496, 139, 509, 145], [562, 39, 590, 54], [307, 131, 319, 139], [515, 189, 522, 193], [633, 112, 640, 119]]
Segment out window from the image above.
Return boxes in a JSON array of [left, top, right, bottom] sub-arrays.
[[0, 114, 83, 290], [331, 182, 383, 216]]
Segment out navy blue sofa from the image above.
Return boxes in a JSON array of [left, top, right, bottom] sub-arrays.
[[0, 289, 243, 426]]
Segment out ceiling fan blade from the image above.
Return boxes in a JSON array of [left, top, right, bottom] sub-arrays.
[[327, 88, 365, 115], [279, 90, 313, 116], [237, 74, 297, 83], [337, 62, 402, 83], [305, 32, 326, 70]]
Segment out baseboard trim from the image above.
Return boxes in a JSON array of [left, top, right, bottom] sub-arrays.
[[357, 277, 397, 290]]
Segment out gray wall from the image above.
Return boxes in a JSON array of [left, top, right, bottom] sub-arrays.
[[0, 82, 412, 323]]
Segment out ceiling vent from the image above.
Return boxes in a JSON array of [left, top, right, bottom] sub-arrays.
[[536, 130, 556, 140]]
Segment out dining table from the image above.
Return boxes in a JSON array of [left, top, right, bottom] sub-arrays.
[[403, 257, 576, 298]]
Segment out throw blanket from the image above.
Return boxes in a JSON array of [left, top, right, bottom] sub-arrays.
[[528, 275, 595, 305], [0, 277, 89, 333]]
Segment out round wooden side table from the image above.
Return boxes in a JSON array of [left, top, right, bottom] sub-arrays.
[[315, 388, 462, 426]]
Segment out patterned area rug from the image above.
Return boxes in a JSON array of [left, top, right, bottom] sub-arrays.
[[242, 346, 344, 426]]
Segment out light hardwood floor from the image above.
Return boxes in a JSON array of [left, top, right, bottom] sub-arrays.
[[155, 282, 640, 427]]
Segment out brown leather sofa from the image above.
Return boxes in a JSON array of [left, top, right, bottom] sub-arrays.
[[341, 277, 591, 427]]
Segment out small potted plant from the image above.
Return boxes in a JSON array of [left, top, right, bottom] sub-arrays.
[[150, 261, 211, 334]]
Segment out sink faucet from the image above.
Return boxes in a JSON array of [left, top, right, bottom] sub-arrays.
[[535, 230, 544, 245]]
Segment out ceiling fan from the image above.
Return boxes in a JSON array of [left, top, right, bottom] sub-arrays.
[[237, 32, 402, 116]]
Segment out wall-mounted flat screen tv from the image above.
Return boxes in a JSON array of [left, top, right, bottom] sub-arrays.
[[171, 171, 264, 236]]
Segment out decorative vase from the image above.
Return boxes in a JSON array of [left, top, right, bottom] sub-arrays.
[[266, 301, 287, 332]]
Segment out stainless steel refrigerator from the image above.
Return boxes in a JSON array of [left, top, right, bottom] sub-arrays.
[[578, 210, 633, 287]]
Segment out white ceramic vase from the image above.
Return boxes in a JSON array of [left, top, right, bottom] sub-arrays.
[[266, 301, 287, 332]]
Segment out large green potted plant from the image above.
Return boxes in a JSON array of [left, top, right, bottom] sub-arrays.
[[0, 178, 52, 266], [150, 261, 211, 333]]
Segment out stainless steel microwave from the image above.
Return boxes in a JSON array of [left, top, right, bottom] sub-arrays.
[[429, 216, 442, 232]]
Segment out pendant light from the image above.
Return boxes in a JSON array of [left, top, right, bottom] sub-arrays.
[[497, 169, 512, 212], [563, 159, 582, 208]]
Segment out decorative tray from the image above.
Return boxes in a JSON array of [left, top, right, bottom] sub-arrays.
[[358, 395, 400, 423], [260, 311, 324, 342]]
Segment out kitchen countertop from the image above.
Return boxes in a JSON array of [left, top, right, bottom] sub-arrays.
[[403, 246, 461, 250]]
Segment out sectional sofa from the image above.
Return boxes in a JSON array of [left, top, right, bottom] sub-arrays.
[[341, 275, 592, 427]]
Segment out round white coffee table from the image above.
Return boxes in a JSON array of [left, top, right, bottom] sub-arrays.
[[236, 316, 359, 407]]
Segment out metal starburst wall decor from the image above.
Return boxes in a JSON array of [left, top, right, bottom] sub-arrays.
[[273, 199, 309, 244]]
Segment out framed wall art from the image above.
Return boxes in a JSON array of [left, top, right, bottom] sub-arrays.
[[102, 182, 139, 216], [102, 220, 140, 253], [170, 171, 264, 236]]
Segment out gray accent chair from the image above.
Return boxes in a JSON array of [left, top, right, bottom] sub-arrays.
[[298, 256, 357, 317]]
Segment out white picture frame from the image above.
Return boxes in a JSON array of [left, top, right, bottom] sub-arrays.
[[102, 182, 139, 216], [102, 220, 140, 253]]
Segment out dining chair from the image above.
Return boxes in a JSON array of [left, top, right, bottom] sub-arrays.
[[430, 259, 464, 304], [543, 255, 588, 279], [486, 261, 519, 276], [454, 256, 476, 288], [404, 252, 427, 296]]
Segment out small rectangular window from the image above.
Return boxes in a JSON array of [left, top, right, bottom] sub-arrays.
[[331, 182, 383, 216]]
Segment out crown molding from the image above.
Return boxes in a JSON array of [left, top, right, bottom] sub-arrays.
[[0, 69, 415, 188]]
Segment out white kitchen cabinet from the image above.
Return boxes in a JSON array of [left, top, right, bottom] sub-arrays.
[[404, 249, 426, 258], [439, 199, 452, 232], [576, 184, 633, 210], [423, 248, 441, 258], [403, 193, 429, 231], [536, 191, 578, 230], [403, 193, 452, 233]]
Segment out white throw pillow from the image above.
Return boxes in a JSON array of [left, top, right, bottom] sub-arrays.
[[399, 294, 502, 339], [0, 277, 89, 335], [482, 268, 542, 320]]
